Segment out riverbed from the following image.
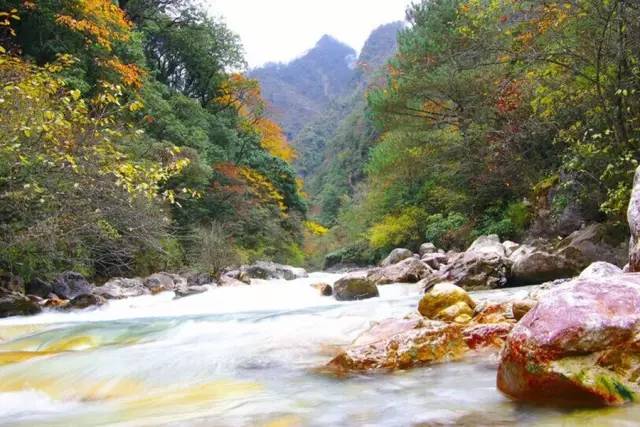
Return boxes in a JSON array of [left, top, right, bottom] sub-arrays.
[[0, 273, 638, 426]]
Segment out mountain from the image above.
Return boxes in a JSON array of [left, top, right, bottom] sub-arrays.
[[250, 35, 356, 140]]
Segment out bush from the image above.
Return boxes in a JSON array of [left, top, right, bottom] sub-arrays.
[[191, 223, 241, 277], [368, 206, 426, 251], [424, 212, 469, 249]]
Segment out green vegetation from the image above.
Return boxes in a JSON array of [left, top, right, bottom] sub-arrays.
[[317, 0, 640, 263], [0, 0, 306, 280]]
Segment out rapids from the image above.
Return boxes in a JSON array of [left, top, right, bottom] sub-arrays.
[[0, 272, 638, 426]]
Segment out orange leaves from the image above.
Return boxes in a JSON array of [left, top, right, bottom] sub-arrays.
[[102, 58, 144, 89], [55, 0, 131, 51], [254, 117, 296, 163]]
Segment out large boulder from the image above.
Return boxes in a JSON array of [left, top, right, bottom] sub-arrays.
[[240, 261, 308, 281], [629, 166, 640, 272], [418, 282, 476, 323], [427, 250, 511, 290], [497, 274, 640, 406], [94, 278, 150, 299], [509, 245, 579, 285], [467, 235, 506, 257], [310, 283, 333, 296], [326, 316, 466, 372], [0, 291, 42, 318], [556, 223, 627, 268], [68, 294, 106, 310], [51, 271, 94, 300], [379, 248, 413, 267], [421, 253, 449, 270], [367, 258, 431, 285], [174, 285, 210, 299], [333, 274, 379, 301]]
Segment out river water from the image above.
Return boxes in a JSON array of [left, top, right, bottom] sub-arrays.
[[0, 272, 638, 426]]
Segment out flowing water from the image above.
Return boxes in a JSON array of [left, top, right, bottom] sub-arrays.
[[0, 272, 639, 426]]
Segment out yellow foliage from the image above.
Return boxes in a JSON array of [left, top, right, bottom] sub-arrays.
[[239, 166, 287, 215], [368, 207, 425, 249], [304, 220, 329, 236]]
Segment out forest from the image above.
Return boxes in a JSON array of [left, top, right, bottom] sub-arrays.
[[1, 0, 639, 280]]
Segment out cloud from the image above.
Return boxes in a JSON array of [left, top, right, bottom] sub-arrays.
[[206, 0, 411, 68]]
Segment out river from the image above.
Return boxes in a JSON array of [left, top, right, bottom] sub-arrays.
[[0, 272, 638, 426]]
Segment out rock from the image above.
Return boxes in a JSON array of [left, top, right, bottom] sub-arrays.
[[511, 299, 536, 321], [428, 250, 511, 290], [143, 272, 178, 294], [51, 271, 94, 300], [467, 235, 506, 257], [311, 283, 333, 296], [367, 258, 431, 285], [219, 275, 249, 287], [421, 253, 449, 270], [418, 282, 476, 322], [0, 273, 24, 294], [44, 294, 68, 309], [578, 261, 623, 280], [25, 278, 53, 299], [68, 294, 106, 309], [174, 285, 209, 298], [94, 278, 149, 299], [463, 323, 513, 350], [497, 274, 640, 406], [0, 292, 42, 318], [419, 243, 438, 256], [240, 261, 308, 281], [629, 166, 640, 271], [509, 246, 579, 285], [333, 274, 379, 301], [183, 271, 215, 287], [326, 317, 466, 372], [380, 248, 413, 267], [502, 241, 520, 257], [556, 223, 627, 268]]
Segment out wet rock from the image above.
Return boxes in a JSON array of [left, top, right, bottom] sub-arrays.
[[367, 258, 431, 285], [94, 278, 149, 299], [0, 292, 42, 318], [380, 248, 413, 267], [467, 235, 506, 257], [463, 323, 513, 350], [419, 242, 438, 256], [174, 285, 209, 298], [183, 271, 215, 287], [326, 317, 466, 372], [219, 275, 249, 287], [578, 261, 623, 280], [629, 166, 640, 272], [143, 272, 178, 294], [68, 294, 106, 309], [44, 294, 69, 309], [240, 261, 308, 281], [418, 282, 476, 322], [311, 283, 333, 296], [497, 274, 640, 406], [51, 271, 94, 300], [25, 278, 53, 299], [428, 250, 511, 290], [509, 245, 579, 285], [333, 274, 379, 301]]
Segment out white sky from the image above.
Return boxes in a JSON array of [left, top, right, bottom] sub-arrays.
[[206, 0, 413, 68]]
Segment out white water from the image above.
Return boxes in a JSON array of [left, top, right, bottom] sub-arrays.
[[0, 273, 638, 426]]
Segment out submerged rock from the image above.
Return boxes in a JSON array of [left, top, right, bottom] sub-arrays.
[[311, 283, 333, 296], [326, 317, 466, 372], [497, 274, 640, 406], [379, 248, 413, 267], [240, 261, 308, 281], [333, 274, 379, 301], [174, 285, 209, 298], [68, 294, 106, 309], [368, 258, 431, 285]]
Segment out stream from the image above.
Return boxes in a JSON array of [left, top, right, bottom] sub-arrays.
[[0, 272, 639, 426]]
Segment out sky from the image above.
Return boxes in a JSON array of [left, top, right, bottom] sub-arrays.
[[206, 0, 413, 69]]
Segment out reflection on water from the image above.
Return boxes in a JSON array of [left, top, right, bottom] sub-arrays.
[[0, 273, 637, 426]]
